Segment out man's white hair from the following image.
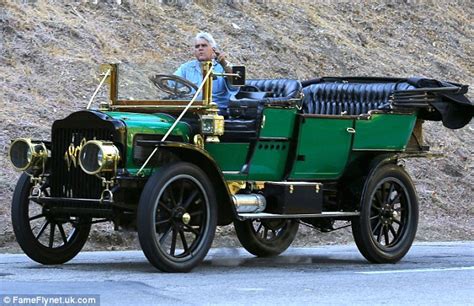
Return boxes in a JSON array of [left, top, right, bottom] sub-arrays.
[[194, 32, 217, 48]]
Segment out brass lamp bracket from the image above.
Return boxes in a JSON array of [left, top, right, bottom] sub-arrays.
[[29, 177, 44, 198], [99, 176, 116, 203]]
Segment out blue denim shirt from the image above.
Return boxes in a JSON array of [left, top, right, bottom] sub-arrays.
[[174, 59, 238, 109]]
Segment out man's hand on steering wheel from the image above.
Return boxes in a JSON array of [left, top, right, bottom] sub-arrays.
[[149, 74, 198, 98]]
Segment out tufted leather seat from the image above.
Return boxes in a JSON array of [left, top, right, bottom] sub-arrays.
[[302, 82, 415, 115], [244, 79, 302, 100]]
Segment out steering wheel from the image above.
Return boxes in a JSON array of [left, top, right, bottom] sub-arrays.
[[149, 74, 198, 98]]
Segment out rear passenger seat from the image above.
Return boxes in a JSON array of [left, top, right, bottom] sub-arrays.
[[302, 82, 415, 115]]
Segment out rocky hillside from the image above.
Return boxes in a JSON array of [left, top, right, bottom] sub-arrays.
[[0, 0, 472, 251]]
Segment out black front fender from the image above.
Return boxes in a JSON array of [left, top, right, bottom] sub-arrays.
[[155, 142, 237, 226]]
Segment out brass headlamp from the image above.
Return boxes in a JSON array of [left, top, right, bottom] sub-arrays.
[[9, 138, 48, 172], [78, 140, 120, 175]]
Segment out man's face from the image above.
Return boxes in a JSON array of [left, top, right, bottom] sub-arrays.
[[194, 38, 214, 61]]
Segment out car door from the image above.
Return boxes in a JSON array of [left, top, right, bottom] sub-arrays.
[[289, 115, 354, 180]]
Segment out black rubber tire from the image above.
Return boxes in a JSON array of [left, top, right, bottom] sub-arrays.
[[234, 219, 299, 257], [137, 162, 217, 272], [11, 173, 91, 265], [352, 164, 419, 263]]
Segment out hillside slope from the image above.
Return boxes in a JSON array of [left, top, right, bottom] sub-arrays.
[[0, 1, 472, 251]]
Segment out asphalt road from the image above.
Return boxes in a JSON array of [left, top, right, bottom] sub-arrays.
[[1, 242, 473, 305]]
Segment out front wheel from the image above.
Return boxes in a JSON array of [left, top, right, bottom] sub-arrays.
[[234, 219, 299, 257], [352, 164, 419, 263], [11, 173, 91, 265], [137, 162, 217, 272]]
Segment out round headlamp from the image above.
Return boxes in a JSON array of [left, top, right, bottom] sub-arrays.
[[9, 138, 48, 171], [79, 140, 120, 175]]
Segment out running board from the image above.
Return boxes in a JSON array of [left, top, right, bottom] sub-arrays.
[[238, 211, 360, 220]]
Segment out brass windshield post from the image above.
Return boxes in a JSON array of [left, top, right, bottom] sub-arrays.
[[98, 63, 118, 107], [109, 64, 118, 104], [201, 61, 213, 105], [199, 61, 223, 143]]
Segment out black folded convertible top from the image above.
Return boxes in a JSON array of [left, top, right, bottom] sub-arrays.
[[302, 77, 473, 129]]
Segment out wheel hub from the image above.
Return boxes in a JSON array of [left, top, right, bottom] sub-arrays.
[[171, 207, 191, 225], [380, 204, 394, 224], [182, 213, 191, 225]]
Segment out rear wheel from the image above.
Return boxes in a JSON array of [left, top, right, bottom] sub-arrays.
[[352, 164, 418, 263], [234, 219, 299, 257], [11, 173, 91, 265], [137, 162, 217, 272]]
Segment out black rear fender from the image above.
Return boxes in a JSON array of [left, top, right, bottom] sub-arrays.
[[339, 154, 399, 211]]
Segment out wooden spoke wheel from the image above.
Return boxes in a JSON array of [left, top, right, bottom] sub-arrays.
[[234, 218, 299, 257], [137, 162, 217, 272], [352, 164, 419, 263], [11, 173, 91, 265]]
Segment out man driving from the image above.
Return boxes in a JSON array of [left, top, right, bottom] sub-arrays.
[[174, 32, 238, 112]]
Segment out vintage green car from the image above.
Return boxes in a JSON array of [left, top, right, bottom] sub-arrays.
[[8, 62, 473, 272]]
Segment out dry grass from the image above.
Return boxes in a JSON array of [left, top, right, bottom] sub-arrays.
[[0, 0, 472, 251]]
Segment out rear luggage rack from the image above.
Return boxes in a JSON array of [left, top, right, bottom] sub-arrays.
[[391, 86, 466, 108]]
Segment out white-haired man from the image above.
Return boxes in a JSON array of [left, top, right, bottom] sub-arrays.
[[174, 32, 238, 111]]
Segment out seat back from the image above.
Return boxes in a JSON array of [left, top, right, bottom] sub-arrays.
[[302, 82, 415, 115], [246, 79, 302, 99]]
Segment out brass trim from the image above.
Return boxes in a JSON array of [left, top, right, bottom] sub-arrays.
[[182, 213, 191, 225], [9, 138, 48, 172], [200, 113, 224, 136], [193, 134, 205, 149], [227, 181, 246, 195], [78, 140, 121, 175], [99, 63, 118, 104], [201, 61, 213, 105], [64, 138, 87, 171], [114, 99, 206, 106]]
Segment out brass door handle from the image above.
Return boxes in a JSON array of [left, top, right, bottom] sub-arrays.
[[346, 127, 356, 134]]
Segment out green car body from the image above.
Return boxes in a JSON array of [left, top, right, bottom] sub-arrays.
[[106, 107, 416, 180]]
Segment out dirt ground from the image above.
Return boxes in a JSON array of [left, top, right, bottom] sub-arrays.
[[0, 1, 472, 253]]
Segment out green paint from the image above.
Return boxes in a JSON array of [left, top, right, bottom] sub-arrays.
[[104, 109, 416, 181], [259, 108, 296, 138], [290, 117, 353, 179], [205, 142, 249, 173], [105, 112, 191, 174], [247, 140, 290, 180], [353, 113, 417, 150]]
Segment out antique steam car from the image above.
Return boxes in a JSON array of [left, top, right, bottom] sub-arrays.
[[8, 62, 473, 272]]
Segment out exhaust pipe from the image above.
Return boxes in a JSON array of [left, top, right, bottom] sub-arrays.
[[232, 194, 266, 213]]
